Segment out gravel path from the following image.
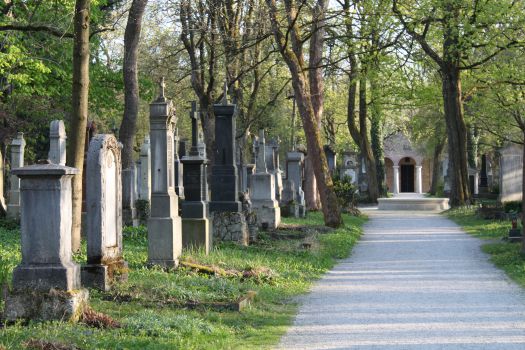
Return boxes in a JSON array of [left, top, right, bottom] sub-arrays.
[[277, 210, 525, 350]]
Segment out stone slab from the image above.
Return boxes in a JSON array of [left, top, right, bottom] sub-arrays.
[[147, 216, 182, 268], [378, 197, 450, 211], [5, 288, 89, 322], [182, 218, 211, 254]]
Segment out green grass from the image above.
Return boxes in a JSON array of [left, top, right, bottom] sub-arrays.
[[447, 207, 525, 288], [0, 212, 366, 350]]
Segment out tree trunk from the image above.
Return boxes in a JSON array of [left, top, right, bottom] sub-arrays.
[[119, 0, 148, 170], [370, 79, 386, 197], [442, 66, 470, 205], [522, 130, 525, 254], [359, 76, 379, 202], [430, 138, 446, 195], [67, 0, 90, 252]]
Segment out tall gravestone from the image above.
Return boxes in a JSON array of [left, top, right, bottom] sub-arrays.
[[148, 79, 182, 267], [139, 136, 151, 201], [324, 145, 337, 174], [280, 179, 298, 217], [174, 129, 185, 200], [479, 154, 489, 193], [499, 144, 523, 202], [286, 151, 306, 218], [122, 163, 139, 227], [181, 102, 211, 254], [0, 149, 5, 214], [340, 151, 359, 185], [209, 89, 248, 244], [4, 163, 89, 321], [81, 135, 128, 291], [49, 120, 67, 165], [251, 130, 281, 229], [7, 132, 25, 219], [266, 138, 284, 202]]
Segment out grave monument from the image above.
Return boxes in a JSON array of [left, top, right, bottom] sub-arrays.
[[7, 132, 25, 219]]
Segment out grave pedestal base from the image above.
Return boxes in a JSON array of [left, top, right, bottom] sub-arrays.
[[281, 203, 300, 218], [148, 216, 182, 268], [182, 218, 211, 254], [4, 288, 89, 322], [211, 212, 249, 246], [81, 259, 128, 291], [252, 200, 281, 229]]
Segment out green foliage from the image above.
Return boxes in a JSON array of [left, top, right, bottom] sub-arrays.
[[0, 212, 366, 349], [333, 176, 358, 210], [504, 201, 522, 214]]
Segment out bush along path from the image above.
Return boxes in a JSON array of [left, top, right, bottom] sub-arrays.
[[0, 212, 365, 350]]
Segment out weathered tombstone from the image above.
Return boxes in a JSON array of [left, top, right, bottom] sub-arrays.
[[323, 145, 337, 174], [499, 143, 523, 202], [181, 102, 211, 253], [148, 79, 182, 267], [81, 135, 128, 291], [49, 120, 67, 165], [209, 87, 248, 244], [4, 163, 89, 321], [468, 167, 479, 196], [340, 151, 359, 184], [266, 138, 284, 202], [251, 130, 281, 229], [286, 151, 306, 218], [280, 179, 299, 217], [122, 163, 139, 227], [7, 132, 25, 219], [479, 154, 489, 193], [0, 149, 6, 214], [139, 136, 151, 201], [174, 129, 185, 200]]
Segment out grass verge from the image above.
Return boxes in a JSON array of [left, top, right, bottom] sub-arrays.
[[0, 212, 365, 350], [447, 207, 525, 287]]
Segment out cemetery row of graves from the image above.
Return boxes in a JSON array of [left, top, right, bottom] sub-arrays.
[[0, 87, 366, 349]]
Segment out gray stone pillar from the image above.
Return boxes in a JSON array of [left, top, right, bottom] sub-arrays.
[[7, 132, 25, 219], [0, 149, 6, 213], [181, 101, 211, 254], [82, 135, 128, 291], [209, 90, 248, 244], [251, 130, 280, 229], [286, 151, 306, 217], [416, 165, 423, 194], [147, 79, 182, 267], [174, 129, 185, 199], [393, 165, 400, 195], [49, 120, 67, 165], [122, 164, 139, 227], [266, 138, 284, 202], [139, 136, 151, 201], [4, 164, 89, 322]]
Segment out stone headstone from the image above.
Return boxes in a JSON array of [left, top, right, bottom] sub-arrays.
[[4, 164, 89, 321], [340, 151, 359, 184], [251, 130, 280, 229], [147, 80, 182, 267], [174, 129, 185, 200], [7, 132, 25, 219], [266, 138, 284, 202], [122, 163, 139, 227], [479, 154, 489, 193], [281, 179, 299, 217], [324, 145, 337, 173], [209, 92, 248, 244], [181, 102, 211, 254], [286, 151, 306, 218], [499, 144, 523, 202], [0, 149, 6, 214], [139, 136, 151, 201], [49, 120, 67, 166], [81, 135, 128, 291]]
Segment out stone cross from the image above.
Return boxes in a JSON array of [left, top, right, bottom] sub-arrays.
[[148, 89, 182, 268], [49, 120, 67, 166], [7, 132, 25, 219], [190, 101, 199, 152], [139, 136, 151, 201], [4, 164, 89, 321]]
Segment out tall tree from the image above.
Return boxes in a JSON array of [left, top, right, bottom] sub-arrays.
[[119, 0, 149, 170], [265, 0, 342, 227], [67, 0, 90, 251], [392, 0, 524, 206]]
